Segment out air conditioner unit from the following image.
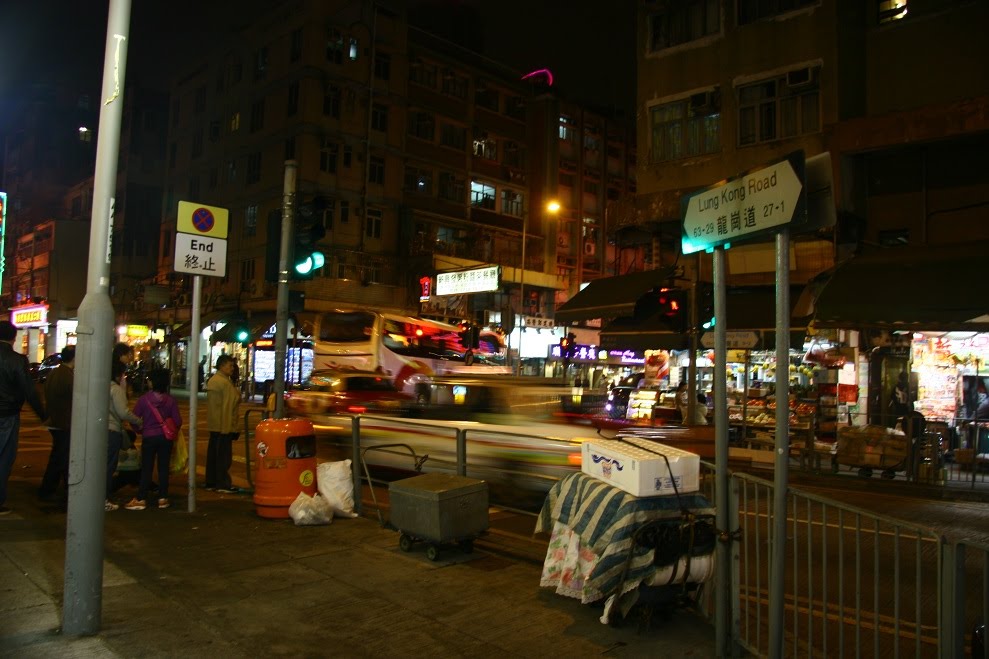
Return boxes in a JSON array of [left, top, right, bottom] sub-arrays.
[[689, 91, 717, 113], [584, 241, 597, 256], [787, 67, 814, 88]]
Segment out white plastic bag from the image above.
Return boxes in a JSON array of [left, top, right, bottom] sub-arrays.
[[287, 491, 333, 526], [316, 460, 358, 518]]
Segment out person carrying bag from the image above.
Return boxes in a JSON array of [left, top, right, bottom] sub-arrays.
[[127, 369, 182, 511]]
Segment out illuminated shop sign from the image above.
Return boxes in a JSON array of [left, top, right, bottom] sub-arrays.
[[608, 349, 645, 365], [419, 276, 431, 301], [435, 266, 500, 295], [127, 324, 150, 338], [11, 304, 48, 328]]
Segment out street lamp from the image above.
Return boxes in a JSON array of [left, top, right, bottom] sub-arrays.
[[517, 199, 560, 376]]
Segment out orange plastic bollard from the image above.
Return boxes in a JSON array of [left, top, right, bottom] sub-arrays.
[[252, 418, 318, 519]]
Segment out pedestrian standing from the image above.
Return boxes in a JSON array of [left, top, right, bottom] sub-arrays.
[[0, 321, 46, 515], [126, 369, 181, 510], [206, 354, 240, 493], [107, 360, 141, 511], [39, 345, 75, 503]]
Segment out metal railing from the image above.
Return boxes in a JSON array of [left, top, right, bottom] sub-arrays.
[[249, 411, 986, 657], [698, 460, 988, 658]]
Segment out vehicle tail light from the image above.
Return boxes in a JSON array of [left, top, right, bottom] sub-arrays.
[[567, 452, 582, 466], [346, 405, 367, 414]]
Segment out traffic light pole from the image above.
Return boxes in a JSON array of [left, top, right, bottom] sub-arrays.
[[273, 160, 296, 419]]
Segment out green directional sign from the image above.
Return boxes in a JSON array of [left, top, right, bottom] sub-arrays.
[[681, 151, 806, 255]]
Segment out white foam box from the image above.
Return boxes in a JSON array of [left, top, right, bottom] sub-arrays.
[[581, 437, 700, 497]]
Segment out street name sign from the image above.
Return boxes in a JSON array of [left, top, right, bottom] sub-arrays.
[[174, 200, 229, 278], [681, 152, 805, 255], [701, 330, 760, 350]]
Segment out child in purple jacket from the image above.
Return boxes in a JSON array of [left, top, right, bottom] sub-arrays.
[[126, 369, 182, 510]]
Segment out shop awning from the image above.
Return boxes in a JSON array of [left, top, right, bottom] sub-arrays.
[[812, 241, 989, 332], [166, 310, 227, 343], [599, 314, 688, 352], [555, 267, 676, 324]]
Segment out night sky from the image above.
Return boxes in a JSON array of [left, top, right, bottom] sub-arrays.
[[0, 0, 635, 133]]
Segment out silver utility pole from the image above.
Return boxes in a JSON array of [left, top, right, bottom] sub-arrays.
[[63, 0, 131, 635], [273, 161, 296, 419]]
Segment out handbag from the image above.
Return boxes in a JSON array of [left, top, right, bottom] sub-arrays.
[[170, 428, 188, 474], [148, 399, 179, 441], [118, 447, 141, 471]]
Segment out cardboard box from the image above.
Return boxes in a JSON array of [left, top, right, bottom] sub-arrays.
[[581, 438, 700, 497]]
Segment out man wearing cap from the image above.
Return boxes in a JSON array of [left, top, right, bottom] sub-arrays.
[[0, 320, 46, 515]]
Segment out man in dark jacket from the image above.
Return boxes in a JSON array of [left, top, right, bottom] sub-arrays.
[[39, 344, 75, 502], [0, 321, 46, 514]]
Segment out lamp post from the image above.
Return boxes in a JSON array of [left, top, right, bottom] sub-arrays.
[[517, 200, 560, 376]]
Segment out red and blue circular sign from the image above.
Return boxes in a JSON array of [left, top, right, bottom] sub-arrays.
[[192, 207, 215, 233]]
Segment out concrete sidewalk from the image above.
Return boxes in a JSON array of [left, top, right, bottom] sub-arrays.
[[0, 477, 718, 658]]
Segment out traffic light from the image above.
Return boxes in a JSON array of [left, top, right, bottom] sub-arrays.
[[292, 196, 327, 279], [653, 287, 687, 332], [559, 332, 577, 367], [458, 323, 480, 350]]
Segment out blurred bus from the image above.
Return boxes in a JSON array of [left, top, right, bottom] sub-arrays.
[[313, 310, 510, 399]]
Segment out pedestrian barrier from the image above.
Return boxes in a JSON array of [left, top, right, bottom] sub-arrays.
[[252, 418, 317, 519]]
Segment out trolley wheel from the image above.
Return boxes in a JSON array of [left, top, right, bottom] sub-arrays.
[[881, 469, 896, 480], [398, 533, 413, 552], [858, 467, 873, 478], [459, 539, 474, 554], [426, 545, 440, 561]]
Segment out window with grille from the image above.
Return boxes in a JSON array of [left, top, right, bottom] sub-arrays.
[[371, 104, 388, 131], [559, 115, 576, 141], [408, 112, 435, 141], [374, 53, 391, 80], [246, 152, 261, 184], [246, 205, 258, 237], [191, 129, 203, 159], [501, 190, 524, 217], [475, 85, 500, 111], [326, 29, 344, 64], [250, 99, 265, 132], [470, 181, 496, 210], [287, 83, 299, 116], [369, 156, 385, 185], [737, 67, 820, 146], [472, 130, 497, 160], [323, 86, 341, 118], [254, 47, 268, 80], [440, 123, 466, 150], [319, 140, 338, 173], [649, 91, 721, 162], [649, 0, 720, 51], [366, 209, 382, 239], [439, 173, 465, 203], [405, 166, 432, 194], [738, 0, 817, 25], [409, 61, 437, 88], [441, 72, 468, 99]]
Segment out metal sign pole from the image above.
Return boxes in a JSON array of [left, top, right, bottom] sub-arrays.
[[712, 246, 730, 654], [62, 0, 131, 635], [187, 275, 202, 512], [769, 227, 792, 657]]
